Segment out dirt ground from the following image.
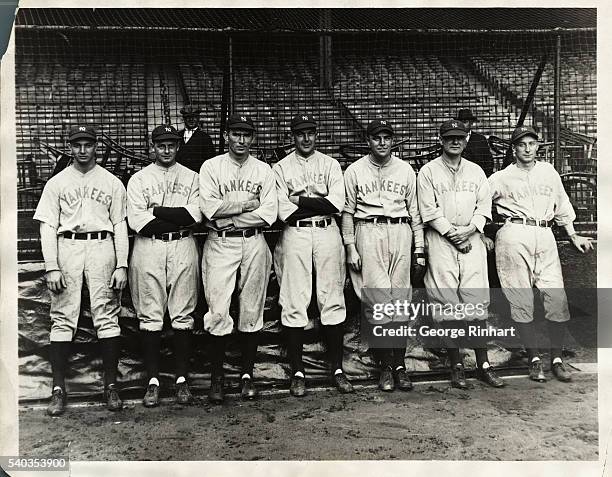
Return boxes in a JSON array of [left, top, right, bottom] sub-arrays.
[[19, 371, 597, 461]]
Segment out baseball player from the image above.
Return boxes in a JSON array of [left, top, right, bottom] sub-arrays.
[[176, 104, 216, 173], [417, 119, 505, 389], [199, 114, 277, 404], [488, 125, 593, 382], [34, 125, 128, 416], [127, 125, 202, 407], [273, 113, 353, 397], [342, 119, 425, 392]]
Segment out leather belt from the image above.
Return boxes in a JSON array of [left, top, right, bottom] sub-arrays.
[[142, 230, 191, 241], [508, 217, 553, 228], [218, 228, 260, 238], [62, 231, 109, 240], [287, 217, 333, 228], [358, 216, 411, 225]]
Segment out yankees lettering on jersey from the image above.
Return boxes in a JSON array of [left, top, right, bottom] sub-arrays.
[[273, 150, 344, 222], [417, 156, 491, 232], [489, 161, 575, 225], [34, 164, 126, 234], [199, 153, 277, 227], [127, 162, 201, 233], [344, 155, 418, 220]]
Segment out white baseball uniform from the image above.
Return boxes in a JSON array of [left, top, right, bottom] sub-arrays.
[[33, 164, 127, 341], [127, 162, 202, 332], [199, 153, 278, 337], [343, 154, 424, 311], [489, 161, 576, 323], [417, 156, 491, 321], [273, 150, 346, 328]]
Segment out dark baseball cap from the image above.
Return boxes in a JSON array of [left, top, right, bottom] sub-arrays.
[[151, 125, 180, 142], [511, 125, 539, 144], [227, 114, 255, 132], [367, 119, 394, 136], [180, 104, 202, 116], [68, 125, 97, 142], [290, 113, 317, 132], [439, 120, 469, 138]]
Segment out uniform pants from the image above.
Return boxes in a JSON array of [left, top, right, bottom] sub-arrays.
[[202, 231, 272, 336], [274, 221, 346, 328], [129, 235, 198, 332], [50, 235, 121, 342], [495, 223, 569, 323]]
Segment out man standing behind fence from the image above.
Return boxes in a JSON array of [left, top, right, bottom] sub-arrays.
[[34, 125, 129, 416], [176, 104, 216, 173], [455, 109, 494, 177]]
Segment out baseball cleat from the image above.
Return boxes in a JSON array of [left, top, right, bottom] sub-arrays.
[[290, 374, 306, 397], [208, 376, 225, 404], [143, 383, 160, 407], [175, 381, 194, 405], [105, 384, 123, 411], [46, 388, 66, 417], [378, 367, 395, 392], [450, 363, 468, 389], [240, 377, 258, 400], [478, 367, 506, 388], [551, 361, 572, 382], [393, 367, 414, 391], [529, 360, 547, 382], [333, 372, 354, 394]]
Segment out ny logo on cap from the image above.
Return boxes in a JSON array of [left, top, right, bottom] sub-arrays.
[[381, 120, 387, 125], [520, 127, 527, 131], [302, 115, 309, 121], [240, 116, 247, 122], [452, 122, 458, 128], [79, 126, 86, 131], [165, 127, 172, 132]]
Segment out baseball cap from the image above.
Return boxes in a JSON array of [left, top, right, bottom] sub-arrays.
[[290, 113, 317, 132], [227, 114, 255, 132], [151, 125, 180, 142], [180, 104, 202, 116], [366, 119, 394, 136], [439, 120, 469, 138], [511, 125, 539, 144], [68, 125, 97, 142]]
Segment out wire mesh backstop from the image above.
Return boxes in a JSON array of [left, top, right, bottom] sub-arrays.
[[14, 8, 597, 258]]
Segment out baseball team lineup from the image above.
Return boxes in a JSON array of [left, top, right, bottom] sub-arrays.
[[34, 107, 594, 417]]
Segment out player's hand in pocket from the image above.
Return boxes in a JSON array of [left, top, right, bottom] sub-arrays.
[[45, 270, 67, 294], [346, 245, 362, 272], [109, 267, 128, 291]]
